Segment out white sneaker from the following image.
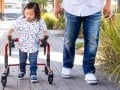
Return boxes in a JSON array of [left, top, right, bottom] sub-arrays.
[[61, 67, 72, 78], [85, 73, 98, 85]]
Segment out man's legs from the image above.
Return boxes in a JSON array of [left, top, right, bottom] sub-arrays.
[[62, 12, 82, 77], [83, 12, 101, 84]]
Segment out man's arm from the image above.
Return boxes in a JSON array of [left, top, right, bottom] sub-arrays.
[[53, 0, 63, 18], [105, 0, 111, 5], [103, 0, 111, 18], [54, 0, 60, 6]]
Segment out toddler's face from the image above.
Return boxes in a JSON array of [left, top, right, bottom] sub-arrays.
[[24, 8, 35, 22]]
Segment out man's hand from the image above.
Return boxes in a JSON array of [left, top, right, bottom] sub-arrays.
[[103, 0, 111, 18], [54, 5, 64, 18], [53, 0, 64, 18]]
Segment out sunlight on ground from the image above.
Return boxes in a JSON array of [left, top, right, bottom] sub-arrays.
[[0, 51, 100, 66], [38, 51, 83, 65], [0, 55, 19, 64], [0, 51, 84, 65]]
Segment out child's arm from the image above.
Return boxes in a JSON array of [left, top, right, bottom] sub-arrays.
[[7, 15, 22, 37], [7, 28, 15, 36], [40, 19, 49, 37]]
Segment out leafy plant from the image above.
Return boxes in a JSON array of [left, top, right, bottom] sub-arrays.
[[42, 13, 57, 29], [44, 16, 55, 29], [75, 42, 84, 49], [54, 15, 65, 30], [99, 14, 120, 84], [42, 13, 65, 30]]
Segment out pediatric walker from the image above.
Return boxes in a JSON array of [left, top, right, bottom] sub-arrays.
[[1, 36, 54, 89]]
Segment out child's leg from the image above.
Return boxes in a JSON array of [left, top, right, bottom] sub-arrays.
[[29, 51, 38, 75], [19, 49, 27, 73]]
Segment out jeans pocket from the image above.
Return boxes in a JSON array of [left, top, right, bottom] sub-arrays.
[[88, 12, 101, 20]]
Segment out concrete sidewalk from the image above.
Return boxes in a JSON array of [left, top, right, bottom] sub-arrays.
[[0, 26, 119, 90]]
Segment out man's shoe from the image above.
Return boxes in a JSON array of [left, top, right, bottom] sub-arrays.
[[61, 67, 72, 78], [85, 73, 98, 85], [17, 72, 25, 80], [30, 75, 38, 83]]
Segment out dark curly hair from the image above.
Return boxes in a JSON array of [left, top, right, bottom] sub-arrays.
[[23, 2, 40, 21]]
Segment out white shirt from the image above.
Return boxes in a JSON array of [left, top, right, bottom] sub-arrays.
[[62, 0, 104, 16], [12, 16, 47, 53]]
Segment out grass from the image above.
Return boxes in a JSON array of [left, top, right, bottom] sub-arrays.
[[99, 14, 120, 84]]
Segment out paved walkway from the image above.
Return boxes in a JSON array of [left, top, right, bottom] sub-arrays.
[[0, 21, 119, 90]]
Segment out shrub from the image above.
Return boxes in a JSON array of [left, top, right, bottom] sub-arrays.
[[99, 14, 120, 84], [42, 13, 65, 30], [75, 42, 84, 49], [41, 13, 57, 29], [54, 15, 65, 30]]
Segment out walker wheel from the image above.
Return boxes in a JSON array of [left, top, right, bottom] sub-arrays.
[[45, 66, 48, 75], [48, 72, 53, 84], [1, 73, 7, 87]]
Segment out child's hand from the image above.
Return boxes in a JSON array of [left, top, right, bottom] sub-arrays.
[[40, 35, 49, 47], [43, 30, 48, 35], [7, 32, 12, 38], [44, 35, 49, 40], [7, 35, 12, 42], [7, 29, 14, 38]]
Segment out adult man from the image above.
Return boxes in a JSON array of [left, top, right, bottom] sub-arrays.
[[54, 0, 111, 85]]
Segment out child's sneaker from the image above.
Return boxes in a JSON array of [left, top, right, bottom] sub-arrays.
[[30, 75, 38, 83], [17, 72, 25, 80]]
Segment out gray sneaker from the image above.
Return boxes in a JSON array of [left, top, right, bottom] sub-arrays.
[[61, 67, 72, 78], [30, 75, 38, 83], [85, 73, 98, 85]]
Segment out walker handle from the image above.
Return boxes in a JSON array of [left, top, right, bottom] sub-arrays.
[[8, 36, 15, 56], [40, 35, 49, 55]]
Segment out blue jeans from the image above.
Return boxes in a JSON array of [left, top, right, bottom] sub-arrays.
[[63, 11, 101, 75], [19, 49, 38, 75]]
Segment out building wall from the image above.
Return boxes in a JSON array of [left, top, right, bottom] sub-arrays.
[[0, 0, 4, 20]]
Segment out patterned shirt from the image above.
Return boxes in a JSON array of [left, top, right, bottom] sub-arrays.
[[62, 0, 104, 16], [12, 16, 47, 53]]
